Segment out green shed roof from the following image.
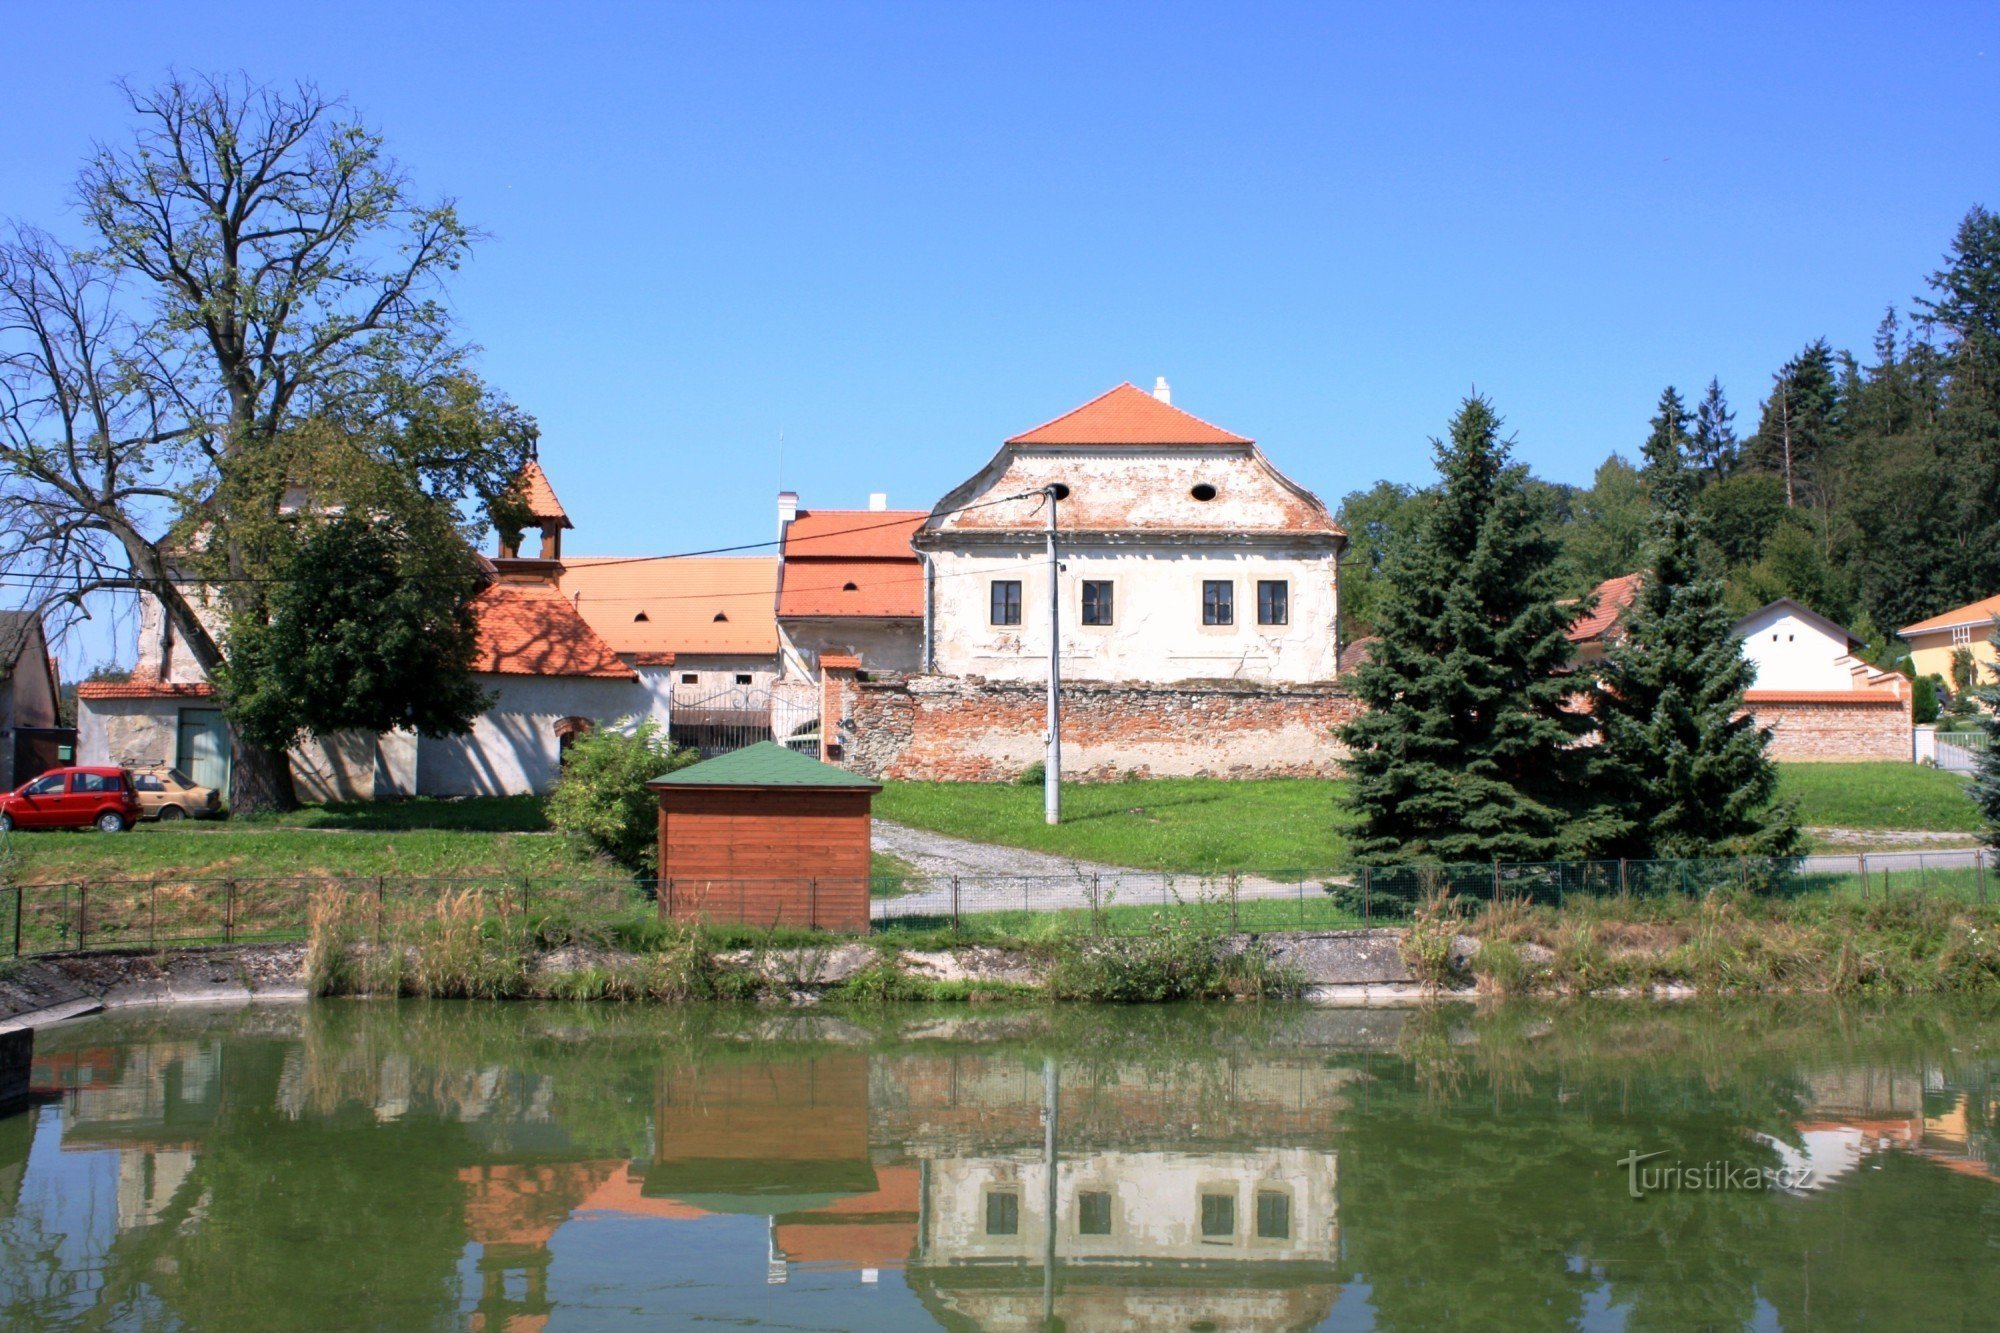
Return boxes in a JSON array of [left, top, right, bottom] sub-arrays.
[[648, 741, 881, 790]]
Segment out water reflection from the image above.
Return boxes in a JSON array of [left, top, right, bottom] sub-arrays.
[[2, 1002, 1999, 1329]]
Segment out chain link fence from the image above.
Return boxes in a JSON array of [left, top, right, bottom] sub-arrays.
[[1, 847, 1992, 958]]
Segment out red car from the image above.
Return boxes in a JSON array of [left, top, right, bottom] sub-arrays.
[[0, 766, 143, 833]]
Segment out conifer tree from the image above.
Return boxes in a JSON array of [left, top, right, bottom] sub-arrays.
[[1691, 378, 1738, 479], [1974, 624, 2000, 851], [1592, 389, 1801, 859], [1339, 397, 1592, 864]]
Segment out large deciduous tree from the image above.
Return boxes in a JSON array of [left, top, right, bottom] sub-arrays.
[[1338, 396, 1592, 864], [0, 74, 533, 811], [1590, 389, 1799, 859]]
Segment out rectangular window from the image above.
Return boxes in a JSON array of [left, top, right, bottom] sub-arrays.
[[1952, 624, 1973, 646], [1081, 581, 1114, 626], [1255, 1190, 1291, 1240], [734, 673, 753, 685], [1077, 1190, 1113, 1236], [680, 673, 700, 685], [1200, 1192, 1236, 1238], [991, 580, 1023, 626], [1256, 580, 1289, 626], [1202, 581, 1234, 626], [985, 1191, 1020, 1236]]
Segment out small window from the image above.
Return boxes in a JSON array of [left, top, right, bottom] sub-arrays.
[[842, 582, 859, 591], [985, 1191, 1020, 1236], [1256, 580, 1289, 626], [712, 612, 728, 622], [1200, 1192, 1236, 1239], [1081, 581, 1114, 626], [1202, 581, 1234, 626], [1077, 1190, 1113, 1236], [24, 774, 64, 797], [1255, 1189, 1291, 1240], [634, 611, 650, 622], [134, 774, 164, 792], [680, 673, 700, 685], [734, 674, 753, 685], [991, 580, 1023, 626], [73, 772, 114, 794], [1048, 482, 1071, 500], [1190, 483, 1217, 501], [1951, 625, 1973, 646]]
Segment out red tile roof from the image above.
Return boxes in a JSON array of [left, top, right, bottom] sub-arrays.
[[1900, 592, 2000, 636], [1567, 573, 1643, 644], [1743, 689, 1908, 705], [558, 557, 779, 656], [515, 458, 572, 527], [819, 653, 862, 671], [1338, 636, 1378, 675], [75, 674, 218, 701], [471, 583, 634, 678], [781, 509, 926, 560], [1006, 383, 1253, 446]]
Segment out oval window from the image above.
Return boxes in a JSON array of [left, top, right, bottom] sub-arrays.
[[1191, 483, 1217, 501], [1048, 482, 1071, 500], [842, 582, 859, 591]]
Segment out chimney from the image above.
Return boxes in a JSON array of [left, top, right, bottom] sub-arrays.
[[868, 492, 888, 511], [777, 490, 799, 539], [1152, 377, 1172, 405]]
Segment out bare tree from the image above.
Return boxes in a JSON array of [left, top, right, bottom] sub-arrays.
[[1, 73, 509, 811]]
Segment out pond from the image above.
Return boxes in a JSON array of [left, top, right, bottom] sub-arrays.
[[2, 998, 1998, 1329]]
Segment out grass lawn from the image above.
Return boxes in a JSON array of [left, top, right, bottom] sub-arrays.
[[875, 778, 1351, 876], [1776, 763, 1981, 832], [0, 795, 600, 887]]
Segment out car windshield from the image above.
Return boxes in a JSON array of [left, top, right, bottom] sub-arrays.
[[22, 774, 63, 796], [165, 768, 195, 787]]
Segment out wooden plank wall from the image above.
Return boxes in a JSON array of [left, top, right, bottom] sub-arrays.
[[657, 788, 874, 932]]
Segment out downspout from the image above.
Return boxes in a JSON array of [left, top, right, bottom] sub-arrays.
[[922, 551, 936, 674]]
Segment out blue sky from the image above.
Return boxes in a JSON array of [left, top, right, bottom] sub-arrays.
[[6, 3, 1999, 670]]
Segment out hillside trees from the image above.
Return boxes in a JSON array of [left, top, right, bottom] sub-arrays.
[[0, 75, 533, 811], [1338, 397, 1594, 864]]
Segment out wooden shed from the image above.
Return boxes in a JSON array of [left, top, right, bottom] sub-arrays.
[[648, 741, 882, 932]]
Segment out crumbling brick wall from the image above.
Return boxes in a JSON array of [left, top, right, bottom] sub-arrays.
[[848, 675, 1360, 780], [1746, 696, 1912, 762]]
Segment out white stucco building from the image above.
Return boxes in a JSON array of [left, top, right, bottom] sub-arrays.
[[914, 381, 1345, 684]]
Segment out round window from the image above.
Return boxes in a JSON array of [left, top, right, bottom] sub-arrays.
[[1191, 483, 1217, 501], [1048, 482, 1072, 500]]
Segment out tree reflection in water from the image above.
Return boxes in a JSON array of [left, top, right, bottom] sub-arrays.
[[1, 1000, 1997, 1329]]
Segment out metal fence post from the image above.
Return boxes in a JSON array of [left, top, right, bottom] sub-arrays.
[[1980, 848, 1988, 908], [12, 884, 21, 958], [1362, 865, 1371, 925], [224, 879, 235, 945], [1858, 854, 1867, 901], [374, 877, 387, 950], [1089, 874, 1099, 933], [809, 877, 819, 931], [1618, 858, 1629, 901], [1492, 860, 1501, 907], [77, 882, 87, 951], [952, 875, 962, 931], [1228, 872, 1240, 933], [150, 882, 158, 952]]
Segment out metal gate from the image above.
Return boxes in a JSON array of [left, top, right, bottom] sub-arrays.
[[1936, 730, 1993, 773], [669, 684, 819, 760]]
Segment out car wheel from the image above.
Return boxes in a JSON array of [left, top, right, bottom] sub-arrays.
[[0, 812, 11, 833], [158, 804, 186, 822], [95, 810, 128, 834]]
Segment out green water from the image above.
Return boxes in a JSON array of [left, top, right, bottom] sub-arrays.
[[3, 1000, 1998, 1330]]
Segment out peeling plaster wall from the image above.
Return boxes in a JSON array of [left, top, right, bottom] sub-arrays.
[[777, 618, 923, 679], [415, 674, 657, 796], [849, 676, 1358, 781]]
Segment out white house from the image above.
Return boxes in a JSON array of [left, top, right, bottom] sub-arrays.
[[914, 380, 1344, 684], [0, 611, 61, 790]]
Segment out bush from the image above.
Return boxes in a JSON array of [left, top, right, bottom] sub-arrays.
[[545, 721, 695, 872], [1914, 674, 1942, 725], [1044, 917, 1301, 1002], [1015, 760, 1046, 787]]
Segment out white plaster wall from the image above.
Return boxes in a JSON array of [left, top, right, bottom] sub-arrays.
[[1735, 606, 1855, 691], [924, 1148, 1338, 1265], [135, 586, 228, 684], [778, 618, 923, 679], [666, 653, 780, 695], [929, 544, 1339, 683], [414, 674, 658, 796]]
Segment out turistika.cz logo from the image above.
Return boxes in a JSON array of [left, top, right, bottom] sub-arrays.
[[1617, 1149, 1814, 1199]]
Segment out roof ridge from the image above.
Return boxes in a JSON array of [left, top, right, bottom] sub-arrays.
[[1005, 382, 1254, 446]]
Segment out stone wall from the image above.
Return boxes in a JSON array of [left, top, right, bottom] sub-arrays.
[[1747, 695, 1912, 762], [848, 675, 1360, 781]]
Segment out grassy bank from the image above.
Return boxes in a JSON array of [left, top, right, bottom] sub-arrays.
[[1418, 888, 2000, 996], [1777, 763, 1980, 832]]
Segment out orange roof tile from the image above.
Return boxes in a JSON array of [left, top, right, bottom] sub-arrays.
[[819, 653, 862, 671], [779, 559, 922, 619], [515, 458, 572, 526], [76, 673, 218, 700], [1743, 689, 1908, 705], [1567, 572, 1643, 644], [471, 583, 634, 678], [782, 509, 926, 560], [1899, 592, 2000, 636], [1006, 383, 1253, 446], [559, 556, 779, 656]]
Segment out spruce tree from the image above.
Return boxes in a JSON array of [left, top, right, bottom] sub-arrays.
[[1592, 388, 1801, 860], [1339, 396, 1592, 865], [1974, 623, 2000, 851], [1691, 378, 1738, 479]]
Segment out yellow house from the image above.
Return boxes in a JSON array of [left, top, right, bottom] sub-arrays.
[[1899, 593, 2000, 687]]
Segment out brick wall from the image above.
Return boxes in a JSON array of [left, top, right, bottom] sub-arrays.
[[848, 675, 1361, 781], [1746, 695, 1912, 762]]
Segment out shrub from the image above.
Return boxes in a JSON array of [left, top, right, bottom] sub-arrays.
[[1044, 917, 1298, 1001], [1015, 760, 1046, 788], [1914, 674, 1942, 725], [545, 720, 695, 872]]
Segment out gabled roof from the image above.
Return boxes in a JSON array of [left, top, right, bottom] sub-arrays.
[[649, 740, 881, 790], [471, 583, 634, 678], [1900, 592, 2000, 637], [1006, 383, 1253, 447], [515, 458, 573, 527], [1566, 573, 1643, 644], [1732, 598, 1863, 650], [0, 610, 43, 685], [559, 556, 779, 656], [778, 508, 925, 619]]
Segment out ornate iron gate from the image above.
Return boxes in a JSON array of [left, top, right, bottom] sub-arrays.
[[669, 684, 819, 759]]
